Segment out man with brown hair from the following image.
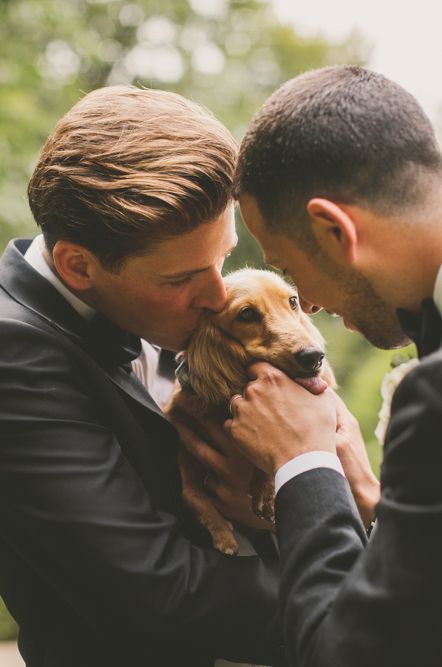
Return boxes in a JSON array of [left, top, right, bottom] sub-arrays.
[[0, 86, 284, 667], [230, 65, 442, 666]]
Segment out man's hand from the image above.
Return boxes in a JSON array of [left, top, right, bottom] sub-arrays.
[[166, 389, 274, 531], [224, 362, 337, 475], [333, 392, 380, 527]]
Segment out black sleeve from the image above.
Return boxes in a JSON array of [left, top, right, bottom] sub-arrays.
[[0, 320, 284, 666], [275, 355, 442, 667]]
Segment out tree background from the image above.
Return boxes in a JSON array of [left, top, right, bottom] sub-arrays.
[[0, 0, 414, 640]]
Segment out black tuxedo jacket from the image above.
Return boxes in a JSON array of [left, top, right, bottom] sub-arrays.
[[0, 239, 284, 667], [275, 316, 442, 665]]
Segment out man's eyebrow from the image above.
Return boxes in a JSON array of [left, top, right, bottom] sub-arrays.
[[159, 239, 238, 280], [160, 266, 209, 280]]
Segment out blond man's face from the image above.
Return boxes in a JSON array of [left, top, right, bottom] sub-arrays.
[[87, 206, 237, 351]]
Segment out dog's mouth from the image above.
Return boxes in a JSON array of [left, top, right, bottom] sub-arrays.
[[293, 373, 328, 395], [271, 363, 329, 395]]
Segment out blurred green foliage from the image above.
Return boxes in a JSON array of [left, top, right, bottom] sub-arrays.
[[1, 0, 407, 639], [0, 0, 368, 233], [0, 597, 17, 640]]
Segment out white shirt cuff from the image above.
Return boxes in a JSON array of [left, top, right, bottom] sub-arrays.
[[275, 451, 345, 494]]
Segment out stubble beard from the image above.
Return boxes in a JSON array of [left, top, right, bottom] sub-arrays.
[[340, 270, 410, 350]]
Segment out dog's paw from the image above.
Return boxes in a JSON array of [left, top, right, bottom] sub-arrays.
[[252, 496, 275, 524], [213, 532, 239, 556]]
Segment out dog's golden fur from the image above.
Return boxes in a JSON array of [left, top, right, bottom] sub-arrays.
[[170, 268, 335, 554]]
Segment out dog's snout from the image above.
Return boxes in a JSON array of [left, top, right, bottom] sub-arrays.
[[294, 348, 324, 372]]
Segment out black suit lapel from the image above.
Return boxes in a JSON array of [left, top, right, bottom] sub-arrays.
[[0, 239, 93, 340], [0, 239, 167, 420], [103, 363, 166, 418]]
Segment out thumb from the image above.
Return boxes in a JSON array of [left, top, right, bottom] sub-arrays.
[[247, 361, 280, 380]]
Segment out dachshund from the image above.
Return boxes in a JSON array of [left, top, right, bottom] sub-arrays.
[[168, 268, 336, 554]]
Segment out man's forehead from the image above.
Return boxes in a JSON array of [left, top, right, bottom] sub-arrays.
[[239, 193, 264, 225], [238, 194, 275, 248], [159, 235, 238, 279], [144, 210, 237, 275], [253, 230, 281, 266]]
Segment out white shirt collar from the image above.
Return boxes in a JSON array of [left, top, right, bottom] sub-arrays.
[[24, 235, 96, 321], [433, 264, 442, 318]]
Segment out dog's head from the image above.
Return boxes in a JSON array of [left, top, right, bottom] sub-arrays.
[[184, 268, 336, 406]]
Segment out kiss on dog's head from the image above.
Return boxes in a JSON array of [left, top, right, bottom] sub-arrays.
[[170, 268, 335, 554]]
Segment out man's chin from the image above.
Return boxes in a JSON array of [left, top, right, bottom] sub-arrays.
[[342, 315, 410, 349], [139, 320, 199, 352], [374, 336, 412, 350], [159, 335, 193, 353], [360, 325, 411, 350]]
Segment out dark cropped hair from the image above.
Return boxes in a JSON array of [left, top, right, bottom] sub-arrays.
[[28, 85, 237, 271], [235, 65, 442, 246]]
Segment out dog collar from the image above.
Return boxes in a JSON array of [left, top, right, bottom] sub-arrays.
[[175, 358, 192, 390]]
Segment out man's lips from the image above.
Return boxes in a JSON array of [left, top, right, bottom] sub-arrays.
[[343, 318, 358, 332]]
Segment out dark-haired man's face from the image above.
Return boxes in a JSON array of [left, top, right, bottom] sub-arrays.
[[239, 194, 408, 350]]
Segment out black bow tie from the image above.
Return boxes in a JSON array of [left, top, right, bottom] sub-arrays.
[[397, 298, 442, 358], [88, 313, 142, 368]]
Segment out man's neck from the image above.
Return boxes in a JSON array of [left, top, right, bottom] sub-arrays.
[[42, 243, 55, 271]]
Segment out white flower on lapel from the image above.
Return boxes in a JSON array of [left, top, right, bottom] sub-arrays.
[[375, 358, 419, 446]]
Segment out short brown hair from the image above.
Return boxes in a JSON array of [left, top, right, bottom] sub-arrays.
[[235, 66, 442, 247], [28, 85, 237, 270]]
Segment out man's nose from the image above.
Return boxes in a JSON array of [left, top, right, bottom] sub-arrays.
[[193, 266, 227, 312], [299, 296, 322, 315]]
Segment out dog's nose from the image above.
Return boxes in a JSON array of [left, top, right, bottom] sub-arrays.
[[294, 348, 324, 372]]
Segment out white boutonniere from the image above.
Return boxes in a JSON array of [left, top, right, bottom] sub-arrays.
[[375, 356, 419, 445]]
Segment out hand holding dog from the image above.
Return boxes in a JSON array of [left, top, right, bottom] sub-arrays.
[[225, 363, 380, 525], [225, 362, 337, 475], [167, 390, 274, 531]]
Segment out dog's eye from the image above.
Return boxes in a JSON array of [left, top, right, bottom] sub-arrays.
[[236, 307, 261, 323], [289, 295, 298, 310]]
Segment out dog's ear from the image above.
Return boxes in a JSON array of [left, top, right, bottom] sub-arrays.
[[186, 318, 250, 407]]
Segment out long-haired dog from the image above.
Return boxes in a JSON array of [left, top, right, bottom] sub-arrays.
[[168, 268, 335, 554]]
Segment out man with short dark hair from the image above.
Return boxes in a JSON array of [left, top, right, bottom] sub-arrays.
[[230, 65, 442, 666], [0, 85, 284, 667]]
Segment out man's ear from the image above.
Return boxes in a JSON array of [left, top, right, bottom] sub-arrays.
[[306, 198, 358, 264], [52, 241, 96, 292]]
